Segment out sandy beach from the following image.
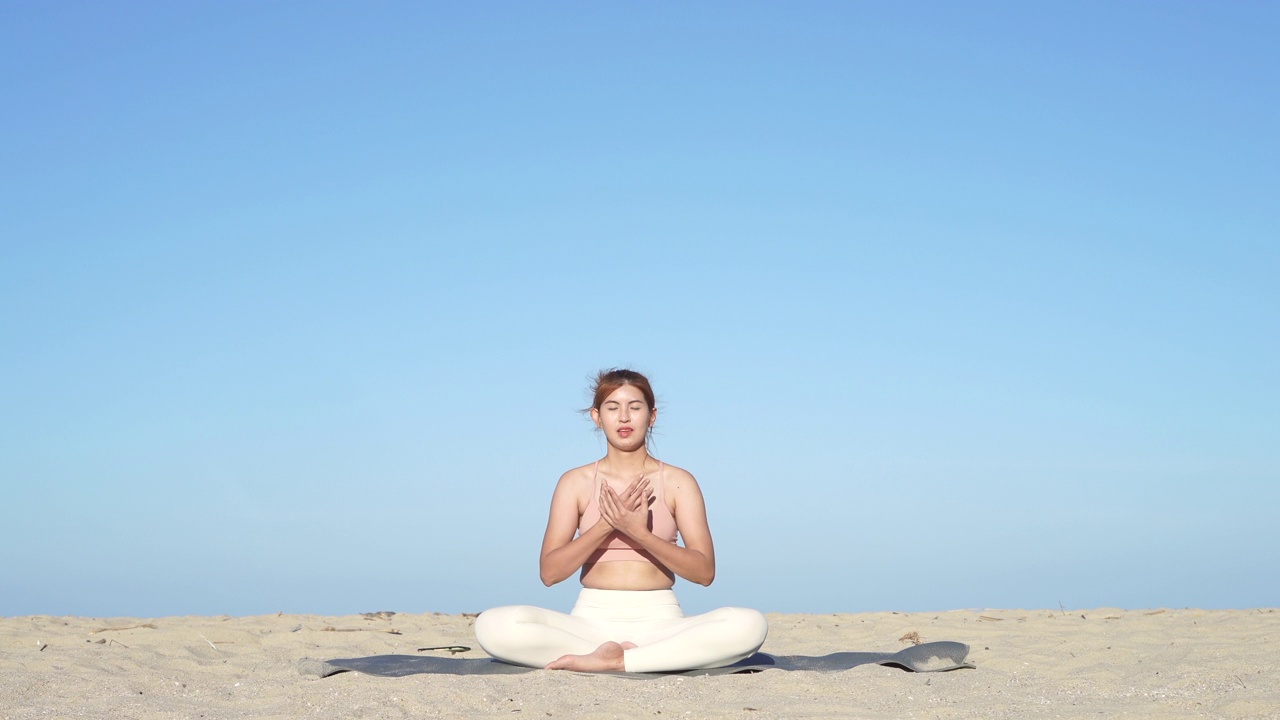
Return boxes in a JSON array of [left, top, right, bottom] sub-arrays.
[[4, 608, 1276, 719]]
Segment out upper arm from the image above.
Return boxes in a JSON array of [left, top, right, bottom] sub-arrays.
[[540, 470, 586, 561], [669, 469, 715, 564]]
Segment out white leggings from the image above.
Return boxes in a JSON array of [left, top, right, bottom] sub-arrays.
[[474, 588, 768, 673]]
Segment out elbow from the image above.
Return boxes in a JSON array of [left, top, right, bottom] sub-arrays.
[[539, 555, 558, 587], [686, 556, 715, 586], [539, 564, 564, 587]]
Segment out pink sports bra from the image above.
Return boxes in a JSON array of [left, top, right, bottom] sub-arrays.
[[578, 461, 679, 564]]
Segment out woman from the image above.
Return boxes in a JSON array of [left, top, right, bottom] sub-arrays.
[[475, 369, 768, 672]]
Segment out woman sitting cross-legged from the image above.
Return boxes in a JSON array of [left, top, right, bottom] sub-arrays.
[[474, 369, 768, 673]]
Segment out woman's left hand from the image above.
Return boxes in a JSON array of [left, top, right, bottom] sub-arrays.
[[599, 478, 651, 539]]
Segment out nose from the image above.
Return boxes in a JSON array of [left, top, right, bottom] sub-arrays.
[[619, 406, 630, 422]]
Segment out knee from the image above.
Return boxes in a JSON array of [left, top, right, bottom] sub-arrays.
[[473, 608, 497, 651], [474, 606, 521, 653], [722, 607, 769, 651]]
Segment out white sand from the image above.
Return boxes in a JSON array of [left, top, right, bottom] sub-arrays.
[[4, 608, 1277, 719]]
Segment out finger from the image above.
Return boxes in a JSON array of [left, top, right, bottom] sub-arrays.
[[610, 481, 638, 508], [601, 484, 618, 508], [602, 484, 639, 522], [599, 490, 619, 524], [605, 484, 629, 511], [603, 485, 629, 516], [621, 478, 643, 502], [623, 478, 650, 504], [624, 485, 648, 511]]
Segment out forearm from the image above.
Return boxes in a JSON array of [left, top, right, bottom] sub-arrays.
[[630, 532, 715, 586], [540, 521, 613, 586]]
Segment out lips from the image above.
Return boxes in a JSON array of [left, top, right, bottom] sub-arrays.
[[617, 427, 634, 437]]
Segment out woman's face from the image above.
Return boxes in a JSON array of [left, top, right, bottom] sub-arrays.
[[591, 384, 655, 451]]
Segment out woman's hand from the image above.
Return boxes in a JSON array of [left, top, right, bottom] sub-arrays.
[[599, 476, 652, 538]]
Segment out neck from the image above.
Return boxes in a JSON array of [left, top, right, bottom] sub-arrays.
[[603, 446, 652, 475]]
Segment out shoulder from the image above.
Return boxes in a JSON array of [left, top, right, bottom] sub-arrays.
[[658, 462, 702, 497], [553, 462, 597, 497], [547, 463, 598, 519], [659, 461, 696, 483]]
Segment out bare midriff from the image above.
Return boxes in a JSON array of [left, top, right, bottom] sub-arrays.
[[580, 560, 675, 590]]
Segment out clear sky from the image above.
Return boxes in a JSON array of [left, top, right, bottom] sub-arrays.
[[2, 1, 1276, 619]]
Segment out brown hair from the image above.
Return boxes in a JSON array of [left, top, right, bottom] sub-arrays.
[[587, 368, 657, 412]]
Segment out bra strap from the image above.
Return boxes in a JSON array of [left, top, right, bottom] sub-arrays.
[[591, 460, 601, 502]]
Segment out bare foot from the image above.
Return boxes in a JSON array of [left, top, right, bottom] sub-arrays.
[[545, 641, 637, 672]]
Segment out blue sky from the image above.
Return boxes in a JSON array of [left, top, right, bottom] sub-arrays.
[[2, 1, 1276, 618]]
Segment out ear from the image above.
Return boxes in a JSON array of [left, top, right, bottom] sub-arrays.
[[649, 407, 657, 427], [590, 407, 601, 427]]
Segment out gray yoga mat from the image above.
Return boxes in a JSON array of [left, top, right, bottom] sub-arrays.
[[298, 641, 974, 678]]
